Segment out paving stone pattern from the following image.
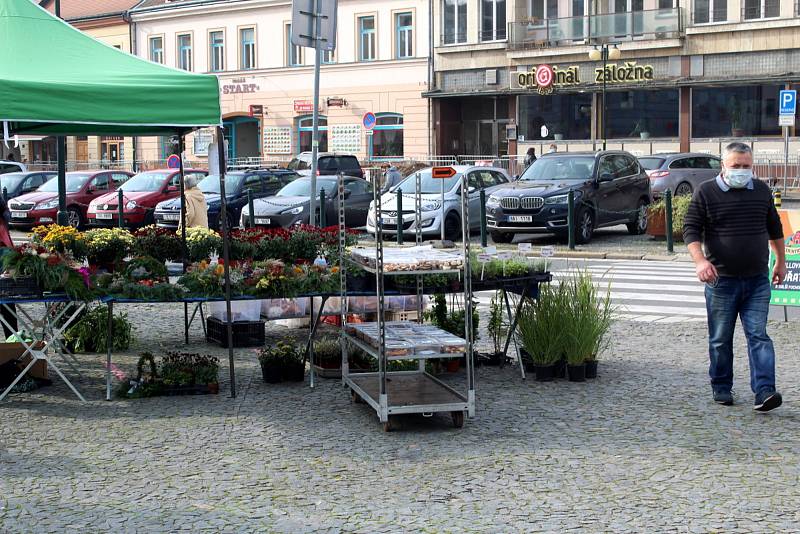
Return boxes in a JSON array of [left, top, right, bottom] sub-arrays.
[[1, 303, 799, 533]]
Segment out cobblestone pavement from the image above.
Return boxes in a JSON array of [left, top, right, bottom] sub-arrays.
[[1, 303, 799, 533]]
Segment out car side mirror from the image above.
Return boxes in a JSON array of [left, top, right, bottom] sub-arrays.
[[512, 175, 519, 181], [86, 186, 95, 193], [468, 186, 478, 194], [166, 185, 179, 193], [598, 172, 614, 183]]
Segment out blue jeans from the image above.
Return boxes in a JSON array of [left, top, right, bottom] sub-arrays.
[[704, 274, 776, 395]]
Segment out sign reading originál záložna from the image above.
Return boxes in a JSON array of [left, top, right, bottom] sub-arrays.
[[514, 62, 655, 93]]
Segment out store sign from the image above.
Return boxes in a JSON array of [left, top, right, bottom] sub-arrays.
[[249, 105, 264, 117], [516, 64, 580, 94], [222, 83, 259, 94], [327, 97, 347, 107], [595, 62, 654, 83], [294, 100, 314, 113]]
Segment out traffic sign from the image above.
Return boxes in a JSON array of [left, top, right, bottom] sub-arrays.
[[248, 104, 263, 117], [779, 90, 797, 115], [167, 154, 181, 169], [291, 0, 337, 51], [431, 166, 457, 179], [779, 114, 795, 127], [362, 112, 376, 130]]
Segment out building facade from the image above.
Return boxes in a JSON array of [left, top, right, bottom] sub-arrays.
[[131, 0, 432, 164], [429, 0, 800, 159]]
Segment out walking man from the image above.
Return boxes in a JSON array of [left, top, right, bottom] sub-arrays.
[[683, 142, 786, 411]]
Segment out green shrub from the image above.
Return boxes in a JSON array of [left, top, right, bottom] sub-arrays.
[[64, 306, 132, 353]]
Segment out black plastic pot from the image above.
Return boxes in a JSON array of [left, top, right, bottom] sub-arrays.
[[519, 348, 535, 372], [533, 364, 556, 382], [282, 362, 306, 382], [556, 358, 567, 379], [567, 363, 586, 382], [260, 361, 282, 384], [585, 360, 598, 379]]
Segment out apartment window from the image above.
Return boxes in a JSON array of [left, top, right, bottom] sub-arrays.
[[286, 24, 302, 66], [359, 16, 376, 61], [395, 13, 414, 58], [481, 0, 507, 41], [177, 34, 192, 71], [658, 0, 674, 7], [149, 37, 163, 64], [209, 31, 224, 72], [240, 28, 255, 70], [531, 0, 558, 20], [693, 0, 727, 23], [443, 0, 468, 44], [742, 0, 779, 19], [322, 49, 335, 64]]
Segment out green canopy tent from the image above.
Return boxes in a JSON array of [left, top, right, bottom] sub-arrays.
[[0, 0, 239, 398]]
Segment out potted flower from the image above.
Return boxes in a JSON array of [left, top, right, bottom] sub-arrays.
[[484, 292, 507, 366], [646, 194, 691, 240], [257, 340, 305, 383], [518, 282, 565, 381], [312, 337, 342, 378], [84, 228, 135, 269], [133, 225, 182, 263], [185, 227, 222, 262], [31, 224, 88, 259], [194, 354, 220, 394]]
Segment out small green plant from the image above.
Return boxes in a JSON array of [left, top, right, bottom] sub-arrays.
[[314, 337, 341, 367], [650, 194, 691, 230], [487, 291, 508, 355], [518, 282, 566, 366], [133, 226, 183, 262], [425, 294, 479, 342], [64, 305, 132, 353], [561, 270, 614, 364]]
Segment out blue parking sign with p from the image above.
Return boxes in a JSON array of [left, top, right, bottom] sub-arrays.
[[780, 90, 797, 115]]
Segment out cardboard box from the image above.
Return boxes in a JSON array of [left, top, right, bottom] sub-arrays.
[[0, 342, 48, 380]]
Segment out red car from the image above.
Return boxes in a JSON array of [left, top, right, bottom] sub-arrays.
[[88, 168, 207, 228], [8, 170, 134, 229]]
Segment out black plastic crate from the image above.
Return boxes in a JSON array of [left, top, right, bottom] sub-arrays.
[[0, 276, 42, 299], [206, 316, 265, 348]]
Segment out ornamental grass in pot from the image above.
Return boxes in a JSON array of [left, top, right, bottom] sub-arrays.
[[518, 282, 566, 382], [562, 270, 614, 381]]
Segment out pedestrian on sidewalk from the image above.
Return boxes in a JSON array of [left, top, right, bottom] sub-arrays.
[[683, 141, 786, 412], [380, 163, 403, 194], [524, 147, 537, 168], [177, 175, 208, 231]]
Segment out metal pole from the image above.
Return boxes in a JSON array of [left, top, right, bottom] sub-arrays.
[[117, 189, 124, 228], [309, 0, 322, 227], [479, 189, 487, 248], [602, 46, 607, 151], [567, 189, 575, 250], [440, 176, 446, 241], [396, 188, 403, 245], [247, 189, 255, 227], [56, 136, 68, 226], [216, 126, 236, 398], [665, 189, 674, 253], [2, 187, 7, 203], [784, 126, 789, 194], [106, 301, 113, 401], [178, 135, 187, 266], [319, 188, 327, 227]]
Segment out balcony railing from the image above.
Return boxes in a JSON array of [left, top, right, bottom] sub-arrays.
[[509, 8, 682, 50]]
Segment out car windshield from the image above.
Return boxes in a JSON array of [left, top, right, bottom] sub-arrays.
[[39, 173, 91, 193], [638, 157, 665, 171], [396, 171, 462, 194], [287, 158, 310, 171], [120, 172, 171, 192], [276, 178, 336, 197], [0, 173, 25, 190], [519, 157, 595, 181], [199, 173, 245, 195]]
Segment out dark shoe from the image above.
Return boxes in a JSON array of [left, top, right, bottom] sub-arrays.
[[713, 389, 734, 406], [754, 391, 782, 412]]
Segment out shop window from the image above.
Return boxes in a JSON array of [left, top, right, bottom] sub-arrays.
[[481, 0, 506, 41], [370, 114, 404, 160], [359, 16, 376, 61], [519, 94, 592, 141], [298, 116, 328, 153], [395, 12, 414, 58], [443, 0, 467, 44], [286, 24, 302, 67], [692, 85, 782, 138], [742, 0, 779, 19], [605, 89, 679, 139], [693, 0, 727, 23], [240, 28, 256, 70], [209, 31, 224, 72], [149, 36, 163, 64], [177, 34, 192, 71]]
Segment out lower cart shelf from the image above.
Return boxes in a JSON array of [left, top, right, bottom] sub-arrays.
[[345, 371, 470, 418]]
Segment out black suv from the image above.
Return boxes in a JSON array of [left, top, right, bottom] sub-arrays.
[[287, 152, 364, 179], [486, 151, 650, 244]]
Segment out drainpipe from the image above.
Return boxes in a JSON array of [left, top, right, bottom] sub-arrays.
[[428, 0, 434, 156], [125, 10, 139, 172]]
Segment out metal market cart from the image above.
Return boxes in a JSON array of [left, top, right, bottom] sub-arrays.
[[337, 170, 475, 431]]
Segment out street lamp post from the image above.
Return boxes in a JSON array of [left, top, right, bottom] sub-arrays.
[[589, 44, 620, 151]]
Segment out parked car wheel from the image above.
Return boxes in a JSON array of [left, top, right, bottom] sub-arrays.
[[627, 199, 649, 235], [490, 231, 513, 244], [444, 212, 462, 241], [575, 208, 595, 245], [67, 207, 83, 229], [675, 182, 693, 197]]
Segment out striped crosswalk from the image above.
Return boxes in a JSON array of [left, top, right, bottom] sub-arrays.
[[475, 258, 707, 324]]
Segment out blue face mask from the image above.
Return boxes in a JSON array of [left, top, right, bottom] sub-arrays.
[[724, 168, 753, 189]]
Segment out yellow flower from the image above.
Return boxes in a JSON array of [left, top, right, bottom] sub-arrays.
[[214, 264, 225, 276]]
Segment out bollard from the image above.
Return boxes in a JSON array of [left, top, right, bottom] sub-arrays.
[[774, 189, 782, 208], [319, 189, 327, 228], [247, 189, 255, 228], [2, 187, 6, 203], [396, 188, 403, 245], [480, 189, 488, 248], [567, 189, 575, 250], [117, 189, 124, 228], [665, 189, 674, 253]]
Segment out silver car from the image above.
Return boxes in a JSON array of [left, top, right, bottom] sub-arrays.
[[638, 153, 721, 198], [366, 165, 513, 240]]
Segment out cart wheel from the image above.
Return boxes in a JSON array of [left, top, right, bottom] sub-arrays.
[[382, 419, 393, 432], [451, 411, 465, 429], [350, 389, 363, 404]]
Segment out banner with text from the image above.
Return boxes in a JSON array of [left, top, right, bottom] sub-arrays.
[[770, 209, 800, 306]]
